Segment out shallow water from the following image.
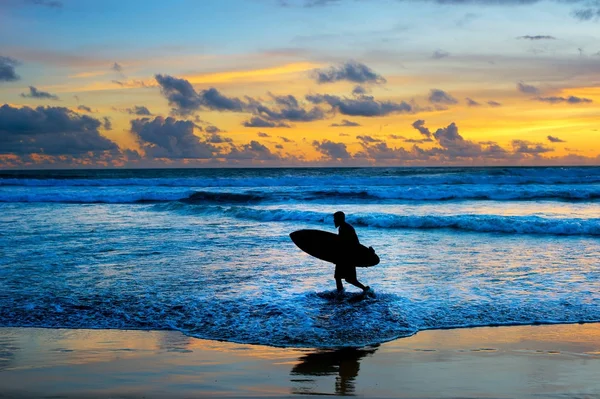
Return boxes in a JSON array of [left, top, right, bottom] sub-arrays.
[[1, 167, 599, 347]]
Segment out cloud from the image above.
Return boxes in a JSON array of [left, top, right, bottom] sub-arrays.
[[306, 93, 412, 117], [20, 86, 59, 100], [258, 132, 271, 137], [487, 100, 502, 107], [280, 136, 294, 143], [275, 144, 284, 149], [389, 134, 405, 139], [205, 133, 232, 143], [155, 74, 250, 115], [535, 96, 593, 104], [352, 85, 368, 96], [102, 117, 112, 130], [0, 104, 118, 156], [0, 56, 20, 82], [517, 82, 540, 94], [77, 105, 93, 113], [255, 93, 326, 123], [312, 61, 387, 84], [411, 119, 432, 138], [205, 125, 222, 133], [225, 141, 280, 161], [547, 135, 566, 143], [330, 119, 361, 127], [432, 49, 450, 59], [517, 35, 556, 40], [404, 138, 433, 143], [25, 0, 63, 8], [357, 135, 382, 143], [130, 116, 217, 159], [111, 79, 149, 88], [126, 105, 152, 116], [572, 7, 600, 20], [511, 139, 553, 154], [243, 116, 291, 128], [112, 62, 123, 72], [466, 97, 481, 106], [313, 139, 351, 160], [428, 89, 458, 104]]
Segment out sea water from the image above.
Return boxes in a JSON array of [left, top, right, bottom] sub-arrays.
[[0, 167, 599, 347]]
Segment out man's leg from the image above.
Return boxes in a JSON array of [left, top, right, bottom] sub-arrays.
[[334, 264, 344, 292], [344, 267, 369, 292]]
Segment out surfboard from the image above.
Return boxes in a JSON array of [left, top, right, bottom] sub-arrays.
[[289, 229, 380, 267]]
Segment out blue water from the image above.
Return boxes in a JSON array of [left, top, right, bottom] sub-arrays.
[[0, 167, 599, 348]]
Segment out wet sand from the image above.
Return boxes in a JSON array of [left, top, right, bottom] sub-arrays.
[[1, 324, 600, 398]]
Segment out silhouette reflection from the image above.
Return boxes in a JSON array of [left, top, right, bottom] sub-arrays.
[[290, 346, 378, 396]]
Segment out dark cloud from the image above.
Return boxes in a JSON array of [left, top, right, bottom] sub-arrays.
[[428, 89, 458, 104], [306, 93, 412, 117], [547, 135, 566, 143], [312, 139, 351, 160], [205, 133, 232, 143], [404, 138, 433, 143], [487, 100, 502, 107], [517, 82, 540, 94], [155, 74, 249, 115], [412, 119, 432, 138], [517, 35, 556, 40], [126, 105, 152, 116], [130, 116, 217, 159], [573, 7, 600, 20], [389, 134, 405, 139], [258, 132, 271, 137], [0, 104, 118, 156], [279, 136, 294, 143], [512, 140, 553, 154], [275, 144, 284, 149], [356, 135, 382, 143], [77, 105, 93, 113], [432, 49, 450, 59], [312, 61, 387, 84], [243, 116, 291, 128], [535, 96, 592, 104], [466, 97, 481, 106], [330, 119, 361, 127], [25, 0, 62, 8], [20, 86, 59, 100], [0, 56, 20, 82], [111, 79, 149, 88], [255, 94, 326, 122], [102, 117, 112, 130], [352, 85, 368, 96], [205, 125, 222, 133], [225, 141, 280, 161], [112, 62, 123, 72]]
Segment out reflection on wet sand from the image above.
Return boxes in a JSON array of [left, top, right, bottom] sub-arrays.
[[291, 346, 378, 396]]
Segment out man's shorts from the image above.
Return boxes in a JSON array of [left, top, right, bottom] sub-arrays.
[[334, 264, 357, 280]]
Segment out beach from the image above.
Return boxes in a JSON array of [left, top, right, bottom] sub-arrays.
[[2, 323, 600, 398]]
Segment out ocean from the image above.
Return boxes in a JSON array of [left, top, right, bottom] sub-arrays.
[[0, 167, 599, 348]]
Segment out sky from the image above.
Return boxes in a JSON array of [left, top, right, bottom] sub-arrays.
[[1, 0, 599, 168]]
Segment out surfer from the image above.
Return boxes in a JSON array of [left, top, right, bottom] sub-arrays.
[[333, 211, 370, 294]]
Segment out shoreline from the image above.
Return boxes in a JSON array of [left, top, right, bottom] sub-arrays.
[[2, 323, 600, 398]]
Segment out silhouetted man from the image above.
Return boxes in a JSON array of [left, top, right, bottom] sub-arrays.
[[333, 211, 370, 293]]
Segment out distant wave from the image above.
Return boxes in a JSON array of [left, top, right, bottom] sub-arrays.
[[209, 207, 600, 236], [1, 185, 599, 203], [3, 169, 600, 188]]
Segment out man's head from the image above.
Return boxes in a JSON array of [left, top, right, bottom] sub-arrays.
[[333, 211, 345, 227]]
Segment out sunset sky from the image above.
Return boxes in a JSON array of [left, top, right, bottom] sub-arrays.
[[1, 0, 599, 168]]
